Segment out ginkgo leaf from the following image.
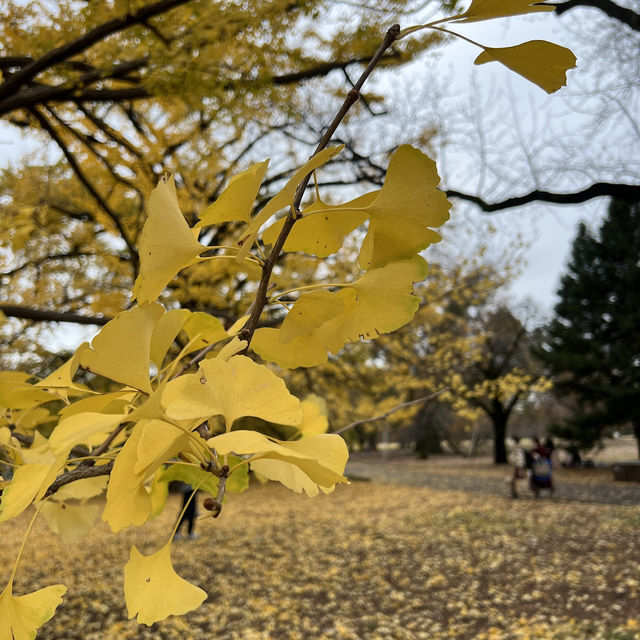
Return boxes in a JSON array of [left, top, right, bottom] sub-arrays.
[[134, 419, 196, 476], [261, 193, 371, 257], [79, 302, 165, 394], [52, 477, 107, 501], [149, 309, 190, 367], [48, 412, 125, 455], [40, 499, 101, 544], [279, 290, 348, 345], [0, 455, 67, 523], [103, 424, 152, 532], [236, 146, 344, 260], [180, 312, 229, 353], [35, 344, 90, 394], [251, 257, 427, 368], [0, 580, 66, 640], [196, 159, 269, 227], [58, 390, 136, 420], [357, 146, 449, 269], [452, 0, 555, 22], [132, 175, 207, 303], [297, 395, 329, 436], [261, 146, 449, 270], [124, 542, 207, 626], [474, 40, 577, 94], [249, 458, 321, 496], [0, 379, 58, 411], [216, 336, 248, 360], [208, 430, 348, 493], [163, 355, 301, 430]]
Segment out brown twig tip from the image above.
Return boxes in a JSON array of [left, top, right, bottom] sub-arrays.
[[389, 24, 401, 38]]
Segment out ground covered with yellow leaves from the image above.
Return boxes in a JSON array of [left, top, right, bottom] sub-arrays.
[[2, 478, 639, 640]]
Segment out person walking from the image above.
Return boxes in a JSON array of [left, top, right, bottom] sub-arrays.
[[175, 482, 198, 540]]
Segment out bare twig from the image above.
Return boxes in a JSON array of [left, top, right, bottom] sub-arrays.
[[332, 389, 447, 435]]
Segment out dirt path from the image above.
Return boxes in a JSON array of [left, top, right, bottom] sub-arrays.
[[346, 454, 640, 506]]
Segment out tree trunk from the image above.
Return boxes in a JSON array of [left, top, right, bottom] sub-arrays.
[[491, 408, 509, 464], [635, 419, 640, 460]]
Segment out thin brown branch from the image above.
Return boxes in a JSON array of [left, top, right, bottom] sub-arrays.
[[44, 462, 114, 498], [0, 304, 111, 326], [238, 24, 401, 348], [332, 389, 447, 435]]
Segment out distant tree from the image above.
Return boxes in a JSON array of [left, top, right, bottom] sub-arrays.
[[535, 199, 640, 457]]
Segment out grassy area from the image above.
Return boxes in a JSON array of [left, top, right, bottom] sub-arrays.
[[2, 481, 639, 640]]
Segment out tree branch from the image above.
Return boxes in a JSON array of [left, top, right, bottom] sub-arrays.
[[332, 389, 446, 435], [238, 24, 401, 348], [0, 0, 194, 104], [0, 304, 111, 326], [554, 0, 640, 30], [446, 182, 640, 212], [44, 462, 114, 498], [29, 106, 139, 270]]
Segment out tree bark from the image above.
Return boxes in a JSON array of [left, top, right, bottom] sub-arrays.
[[491, 407, 509, 464]]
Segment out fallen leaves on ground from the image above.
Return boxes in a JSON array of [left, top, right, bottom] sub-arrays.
[[1, 481, 639, 639]]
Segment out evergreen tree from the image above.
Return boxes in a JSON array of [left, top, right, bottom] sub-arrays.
[[536, 199, 640, 457]]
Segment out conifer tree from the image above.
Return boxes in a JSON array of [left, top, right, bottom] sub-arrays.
[[535, 199, 640, 456]]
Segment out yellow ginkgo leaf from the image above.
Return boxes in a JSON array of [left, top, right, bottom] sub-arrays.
[[236, 146, 344, 260], [40, 499, 101, 544], [357, 146, 450, 270], [79, 302, 165, 394], [132, 175, 207, 303], [208, 430, 348, 494], [335, 255, 428, 342], [134, 419, 194, 476], [261, 193, 371, 257], [35, 344, 90, 395], [102, 424, 152, 532], [279, 290, 348, 345], [149, 308, 190, 367], [249, 458, 321, 496], [163, 355, 301, 430], [124, 542, 207, 626], [297, 395, 329, 436], [52, 476, 107, 501], [453, 0, 555, 22], [0, 379, 58, 411], [58, 390, 136, 420], [251, 257, 427, 368], [216, 336, 247, 360], [48, 412, 125, 455], [260, 146, 449, 270], [474, 40, 577, 94], [180, 312, 229, 354], [197, 159, 269, 227], [0, 580, 66, 640], [0, 455, 67, 523]]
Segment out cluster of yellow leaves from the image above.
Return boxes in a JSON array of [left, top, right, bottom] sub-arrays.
[[0, 3, 579, 633]]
